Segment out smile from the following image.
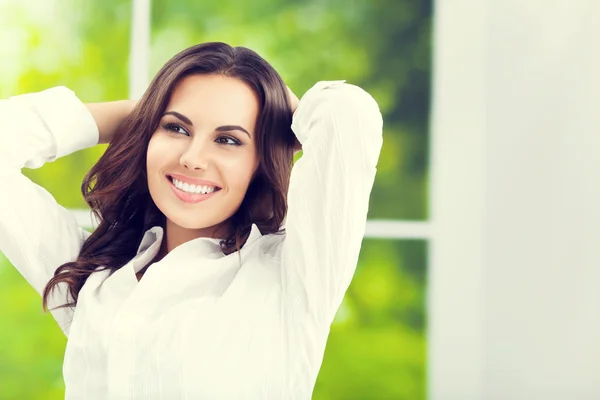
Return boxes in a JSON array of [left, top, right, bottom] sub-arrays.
[[166, 175, 221, 204], [171, 177, 218, 194]]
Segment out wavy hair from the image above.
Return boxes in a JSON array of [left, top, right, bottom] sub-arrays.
[[43, 42, 296, 310]]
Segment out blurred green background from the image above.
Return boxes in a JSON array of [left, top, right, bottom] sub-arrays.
[[0, 0, 431, 398]]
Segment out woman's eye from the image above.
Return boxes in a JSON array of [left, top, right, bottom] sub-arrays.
[[216, 136, 241, 146], [163, 123, 189, 136]]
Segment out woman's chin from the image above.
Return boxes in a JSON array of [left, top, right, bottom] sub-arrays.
[[165, 216, 229, 236]]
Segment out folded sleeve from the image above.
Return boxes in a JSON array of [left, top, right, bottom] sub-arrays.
[[280, 81, 384, 324], [0, 87, 99, 335]]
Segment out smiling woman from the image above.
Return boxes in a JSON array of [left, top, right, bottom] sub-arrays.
[[0, 41, 383, 399]]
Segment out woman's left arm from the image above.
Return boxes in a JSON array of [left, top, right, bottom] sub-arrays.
[[280, 80, 383, 325]]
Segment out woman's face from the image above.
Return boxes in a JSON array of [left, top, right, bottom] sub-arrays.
[[146, 73, 260, 238]]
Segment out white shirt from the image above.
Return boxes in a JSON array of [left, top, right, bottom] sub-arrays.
[[0, 80, 383, 399]]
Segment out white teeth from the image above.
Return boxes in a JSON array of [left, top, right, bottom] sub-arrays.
[[172, 178, 217, 194]]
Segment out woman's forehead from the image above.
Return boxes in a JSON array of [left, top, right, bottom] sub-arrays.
[[167, 74, 259, 119]]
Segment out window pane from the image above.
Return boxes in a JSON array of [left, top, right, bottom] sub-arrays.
[[0, 0, 429, 398], [315, 239, 428, 399]]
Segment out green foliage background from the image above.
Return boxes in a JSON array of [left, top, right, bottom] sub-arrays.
[[0, 0, 431, 398]]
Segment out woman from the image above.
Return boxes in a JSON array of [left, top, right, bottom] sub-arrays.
[[0, 42, 383, 398]]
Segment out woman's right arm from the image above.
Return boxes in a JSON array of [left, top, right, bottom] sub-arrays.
[[86, 99, 136, 145], [0, 87, 131, 334]]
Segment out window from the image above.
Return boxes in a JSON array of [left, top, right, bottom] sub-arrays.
[[0, 1, 431, 398]]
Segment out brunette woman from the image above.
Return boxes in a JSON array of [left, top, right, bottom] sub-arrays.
[[0, 42, 383, 399]]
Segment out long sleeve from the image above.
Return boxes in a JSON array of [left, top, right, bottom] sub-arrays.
[[281, 81, 383, 325], [0, 87, 99, 335]]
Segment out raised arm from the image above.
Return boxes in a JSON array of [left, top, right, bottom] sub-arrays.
[[86, 99, 136, 145], [281, 81, 383, 324], [0, 87, 130, 334]]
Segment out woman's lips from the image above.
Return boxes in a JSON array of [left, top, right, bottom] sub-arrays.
[[168, 173, 221, 189], [166, 176, 220, 204]]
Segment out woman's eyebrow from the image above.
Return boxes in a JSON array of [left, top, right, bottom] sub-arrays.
[[164, 111, 193, 125], [215, 125, 251, 139]]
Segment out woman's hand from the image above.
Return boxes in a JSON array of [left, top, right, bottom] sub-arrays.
[[286, 86, 302, 153], [286, 85, 300, 114]]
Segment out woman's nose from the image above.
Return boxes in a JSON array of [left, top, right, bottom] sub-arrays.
[[180, 139, 211, 171]]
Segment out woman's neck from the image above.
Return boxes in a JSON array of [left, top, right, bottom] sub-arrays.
[[162, 218, 229, 255]]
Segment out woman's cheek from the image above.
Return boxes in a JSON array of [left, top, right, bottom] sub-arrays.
[[230, 153, 255, 180], [146, 136, 160, 162], [147, 135, 173, 169]]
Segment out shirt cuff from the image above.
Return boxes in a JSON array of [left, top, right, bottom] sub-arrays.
[[11, 87, 100, 160]]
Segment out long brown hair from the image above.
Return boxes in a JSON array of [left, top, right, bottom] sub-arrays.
[[42, 42, 296, 310]]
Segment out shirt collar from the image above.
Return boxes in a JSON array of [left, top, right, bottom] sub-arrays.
[[134, 223, 264, 260]]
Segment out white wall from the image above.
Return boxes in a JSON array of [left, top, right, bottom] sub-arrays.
[[429, 1, 600, 399]]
